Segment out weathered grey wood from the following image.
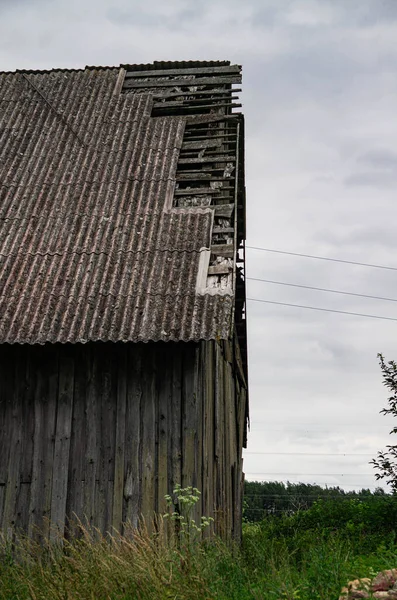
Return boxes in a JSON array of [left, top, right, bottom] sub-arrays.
[[141, 348, 156, 527], [3, 351, 24, 538], [178, 155, 236, 165], [212, 227, 235, 234], [152, 88, 242, 99], [157, 346, 170, 515], [124, 75, 241, 89], [66, 344, 87, 536], [28, 348, 58, 539], [182, 345, 197, 491], [0, 339, 247, 542], [182, 139, 222, 150], [112, 347, 126, 532], [125, 66, 241, 78], [114, 68, 126, 95], [208, 264, 232, 276], [50, 348, 74, 541], [170, 347, 182, 492], [211, 244, 234, 258], [154, 102, 242, 112], [83, 346, 99, 527], [155, 95, 239, 108], [123, 346, 141, 529], [0, 347, 13, 490]]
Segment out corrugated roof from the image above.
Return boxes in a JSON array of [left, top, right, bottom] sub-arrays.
[[0, 63, 241, 345]]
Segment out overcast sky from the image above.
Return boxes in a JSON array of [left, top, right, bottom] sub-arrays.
[[2, 0, 397, 492]]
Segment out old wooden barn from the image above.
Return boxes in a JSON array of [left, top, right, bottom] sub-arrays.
[[0, 60, 248, 540]]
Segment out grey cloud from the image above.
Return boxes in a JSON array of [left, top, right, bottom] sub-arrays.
[[357, 148, 397, 169], [344, 171, 397, 187]]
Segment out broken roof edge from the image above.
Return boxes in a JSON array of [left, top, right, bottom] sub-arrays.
[[0, 59, 234, 76]]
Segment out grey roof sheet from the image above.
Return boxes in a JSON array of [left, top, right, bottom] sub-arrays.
[[0, 65, 234, 344]]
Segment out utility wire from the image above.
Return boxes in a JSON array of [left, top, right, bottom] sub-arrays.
[[246, 246, 397, 272], [245, 481, 382, 488], [247, 297, 397, 322], [244, 451, 374, 456], [247, 277, 397, 303], [245, 472, 374, 476]]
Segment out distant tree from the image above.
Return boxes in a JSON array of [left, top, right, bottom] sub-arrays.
[[371, 353, 397, 492]]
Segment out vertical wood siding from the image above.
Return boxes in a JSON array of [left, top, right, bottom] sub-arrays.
[[0, 339, 247, 540]]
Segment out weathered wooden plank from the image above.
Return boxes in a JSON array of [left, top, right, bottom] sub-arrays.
[[50, 347, 74, 541], [195, 345, 204, 523], [0, 485, 4, 531], [123, 345, 142, 529], [112, 346, 127, 533], [2, 349, 24, 538], [28, 347, 58, 540], [185, 113, 240, 125], [152, 88, 242, 100], [181, 344, 197, 491], [66, 344, 87, 536], [157, 346, 170, 516], [83, 346, 99, 527], [182, 139, 222, 150], [99, 347, 117, 535], [114, 67, 126, 95], [0, 347, 13, 491], [177, 155, 236, 165], [155, 95, 239, 108], [214, 343, 223, 537], [125, 65, 241, 78], [212, 227, 235, 234], [206, 342, 215, 524], [207, 265, 232, 276], [170, 346, 182, 492], [20, 348, 35, 486], [141, 346, 156, 528], [211, 244, 234, 258], [174, 187, 214, 196], [124, 75, 241, 89], [154, 102, 242, 112]]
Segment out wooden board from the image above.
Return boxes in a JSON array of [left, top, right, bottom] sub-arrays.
[[124, 75, 241, 89], [125, 66, 241, 78]]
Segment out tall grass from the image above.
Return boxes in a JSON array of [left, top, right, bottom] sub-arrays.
[[1, 500, 397, 599]]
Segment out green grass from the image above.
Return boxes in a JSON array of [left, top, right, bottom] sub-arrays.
[[1, 504, 397, 599]]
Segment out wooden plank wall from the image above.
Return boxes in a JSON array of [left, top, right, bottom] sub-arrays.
[[0, 339, 247, 541]]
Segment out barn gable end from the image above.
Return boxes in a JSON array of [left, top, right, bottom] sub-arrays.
[[0, 61, 248, 540]]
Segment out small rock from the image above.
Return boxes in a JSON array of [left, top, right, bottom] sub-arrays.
[[372, 570, 397, 592], [373, 593, 391, 599]]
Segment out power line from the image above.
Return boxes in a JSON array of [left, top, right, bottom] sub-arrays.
[[246, 246, 397, 272], [247, 277, 397, 303], [244, 494, 390, 498], [247, 297, 397, 322], [245, 473, 374, 476], [244, 451, 374, 456], [245, 480, 381, 489]]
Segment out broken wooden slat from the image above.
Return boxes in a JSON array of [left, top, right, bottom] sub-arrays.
[[50, 348, 74, 541], [124, 75, 241, 89], [211, 244, 234, 258], [152, 88, 242, 100], [174, 187, 214, 196], [112, 348, 127, 532], [182, 139, 222, 150], [154, 95, 239, 107], [177, 155, 236, 164], [208, 264, 232, 275], [154, 102, 242, 112], [176, 174, 235, 181], [213, 204, 234, 217], [213, 227, 234, 234], [125, 65, 241, 78]]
